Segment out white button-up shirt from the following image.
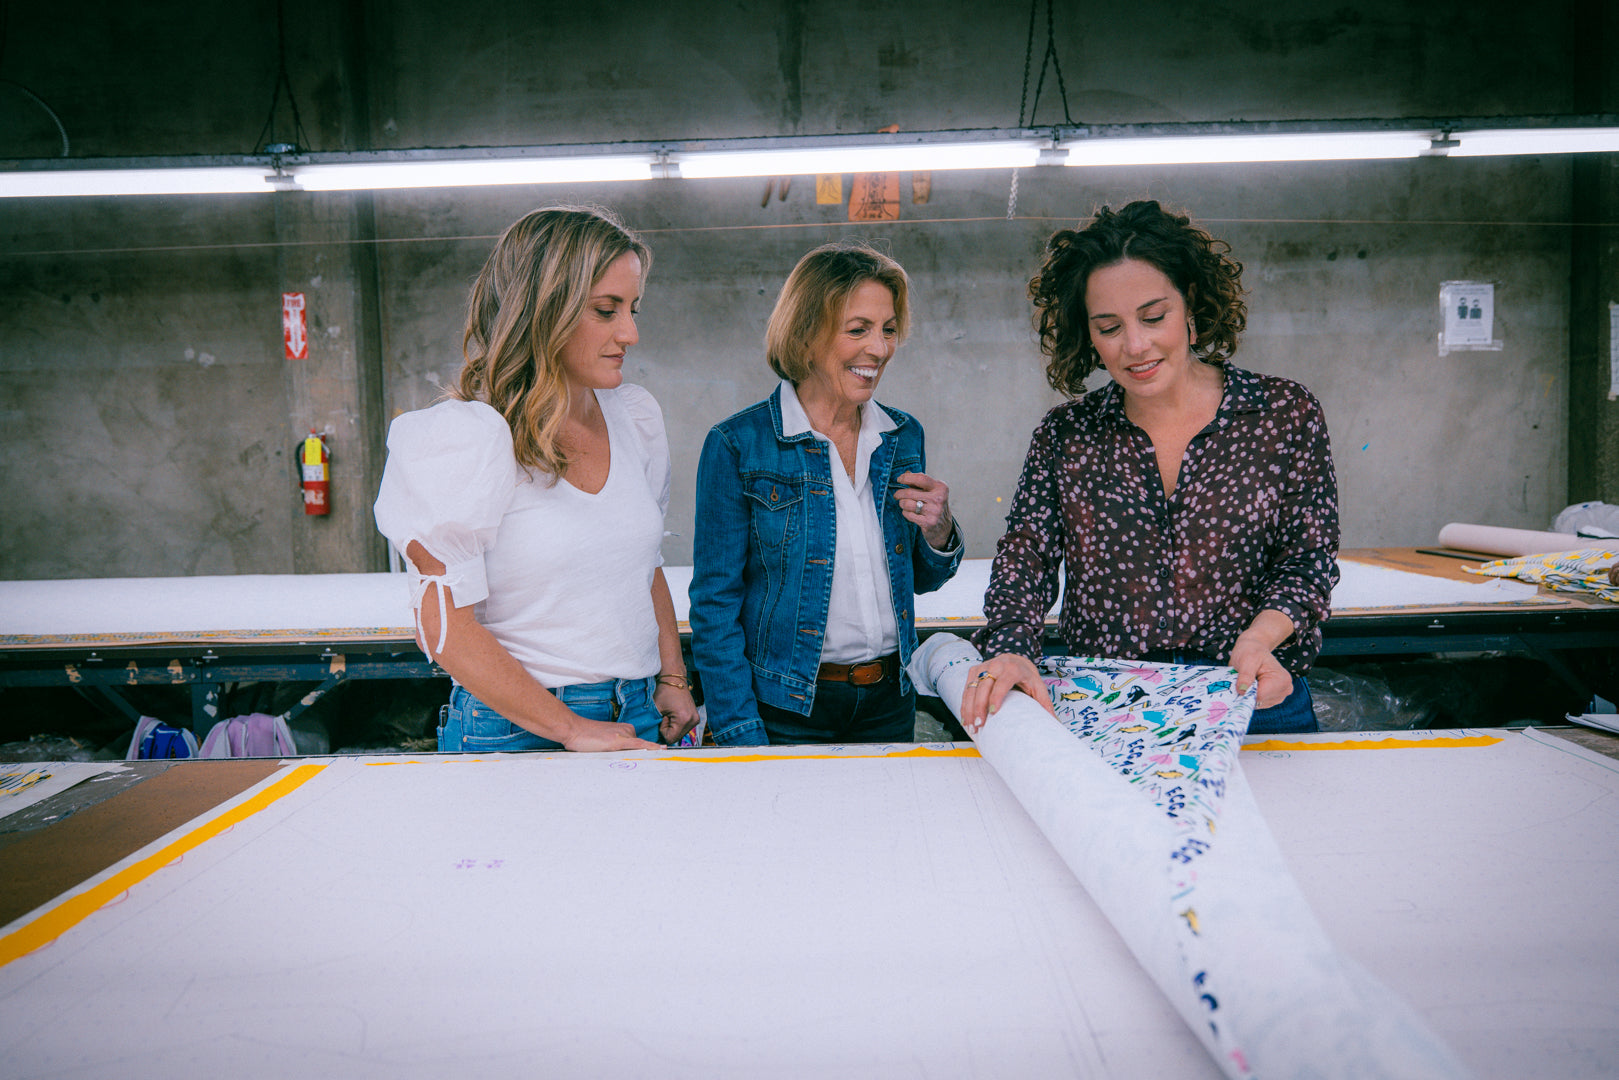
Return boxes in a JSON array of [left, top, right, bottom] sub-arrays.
[[778, 380, 899, 664]]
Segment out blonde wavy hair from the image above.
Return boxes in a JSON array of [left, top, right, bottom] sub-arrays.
[[455, 206, 651, 477]]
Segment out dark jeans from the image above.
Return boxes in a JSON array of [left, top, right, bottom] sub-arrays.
[[1140, 649, 1318, 735], [756, 675, 915, 745]]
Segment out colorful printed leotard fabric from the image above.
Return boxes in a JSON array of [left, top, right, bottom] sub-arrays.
[[1041, 654, 1253, 1072]]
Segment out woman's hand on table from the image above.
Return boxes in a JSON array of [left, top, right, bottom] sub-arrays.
[[561, 716, 659, 752], [654, 680, 700, 745], [958, 652, 1057, 733], [1229, 633, 1293, 709], [894, 471, 956, 551]]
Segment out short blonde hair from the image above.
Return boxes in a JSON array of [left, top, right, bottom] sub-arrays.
[[456, 206, 650, 476], [765, 242, 910, 383]]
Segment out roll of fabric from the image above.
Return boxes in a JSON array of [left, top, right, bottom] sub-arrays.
[[1437, 522, 1584, 557], [909, 634, 1472, 1080]]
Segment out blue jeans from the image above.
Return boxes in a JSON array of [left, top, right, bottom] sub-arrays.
[[438, 677, 662, 752], [1139, 650, 1318, 735], [755, 676, 915, 745]]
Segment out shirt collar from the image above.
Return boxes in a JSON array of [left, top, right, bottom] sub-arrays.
[[1093, 362, 1265, 423], [1218, 363, 1267, 414], [778, 379, 897, 441]]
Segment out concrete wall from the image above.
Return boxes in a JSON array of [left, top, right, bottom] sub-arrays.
[[0, 0, 1610, 578]]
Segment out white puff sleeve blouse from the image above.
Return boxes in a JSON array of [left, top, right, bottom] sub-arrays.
[[374, 398, 515, 614], [373, 387, 671, 686]]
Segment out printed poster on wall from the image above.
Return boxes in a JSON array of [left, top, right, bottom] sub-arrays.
[[848, 173, 900, 221], [1438, 281, 1499, 354]]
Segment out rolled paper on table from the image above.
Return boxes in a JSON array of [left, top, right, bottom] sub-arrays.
[[1437, 522, 1585, 558], [908, 633, 1473, 1080]]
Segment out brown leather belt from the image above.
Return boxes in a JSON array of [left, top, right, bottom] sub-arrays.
[[816, 652, 899, 687]]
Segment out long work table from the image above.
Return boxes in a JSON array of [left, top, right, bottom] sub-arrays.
[[2, 548, 1614, 731]]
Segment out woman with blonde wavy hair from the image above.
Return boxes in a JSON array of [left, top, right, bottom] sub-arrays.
[[375, 206, 698, 752]]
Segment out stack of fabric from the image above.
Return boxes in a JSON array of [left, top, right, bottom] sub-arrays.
[[1466, 547, 1619, 603]]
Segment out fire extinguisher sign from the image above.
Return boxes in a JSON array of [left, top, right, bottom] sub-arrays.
[[282, 292, 308, 360]]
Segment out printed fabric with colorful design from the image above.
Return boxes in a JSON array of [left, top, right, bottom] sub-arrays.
[[1040, 654, 1258, 1077], [1466, 546, 1618, 603]]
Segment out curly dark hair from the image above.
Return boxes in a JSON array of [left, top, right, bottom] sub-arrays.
[[1028, 200, 1247, 397]]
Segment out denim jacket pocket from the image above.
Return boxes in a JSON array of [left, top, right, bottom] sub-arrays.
[[742, 475, 803, 553]]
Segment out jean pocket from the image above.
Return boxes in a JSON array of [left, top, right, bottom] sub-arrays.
[[436, 704, 453, 752], [462, 729, 552, 753]]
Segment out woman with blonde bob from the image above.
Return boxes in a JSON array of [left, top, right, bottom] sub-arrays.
[[690, 241, 963, 746], [375, 206, 698, 752]]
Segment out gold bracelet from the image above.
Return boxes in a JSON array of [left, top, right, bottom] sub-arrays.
[[656, 673, 689, 689]]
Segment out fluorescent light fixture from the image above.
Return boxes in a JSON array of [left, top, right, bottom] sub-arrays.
[[677, 140, 1043, 178], [1448, 127, 1619, 157], [2, 120, 1611, 198], [291, 155, 653, 190], [1061, 131, 1434, 166], [0, 167, 279, 197]]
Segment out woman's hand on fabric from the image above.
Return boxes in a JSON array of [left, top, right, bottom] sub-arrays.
[[1230, 635, 1293, 709], [958, 652, 1056, 733], [654, 682, 701, 745], [561, 716, 659, 752], [894, 471, 956, 551]]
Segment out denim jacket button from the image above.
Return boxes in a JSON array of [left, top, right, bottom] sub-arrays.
[[894, 542, 904, 554]]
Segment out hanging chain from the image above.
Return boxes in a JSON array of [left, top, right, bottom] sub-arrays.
[[1020, 0, 1075, 128]]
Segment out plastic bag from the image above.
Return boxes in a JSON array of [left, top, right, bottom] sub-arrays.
[[1552, 501, 1619, 539], [1306, 668, 1431, 731]]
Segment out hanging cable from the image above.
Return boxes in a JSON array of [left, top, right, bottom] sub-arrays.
[[252, 0, 313, 153], [0, 1, 69, 156]]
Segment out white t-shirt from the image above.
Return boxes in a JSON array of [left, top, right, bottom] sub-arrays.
[[373, 384, 670, 687]]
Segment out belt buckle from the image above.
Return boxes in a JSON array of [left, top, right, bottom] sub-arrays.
[[849, 660, 885, 687]]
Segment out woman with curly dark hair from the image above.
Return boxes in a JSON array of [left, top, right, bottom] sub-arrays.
[[959, 200, 1340, 735]]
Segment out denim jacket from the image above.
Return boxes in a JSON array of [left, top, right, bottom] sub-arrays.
[[690, 387, 963, 746]]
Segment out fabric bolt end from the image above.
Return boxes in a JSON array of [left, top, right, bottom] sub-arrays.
[[908, 634, 1474, 1080]]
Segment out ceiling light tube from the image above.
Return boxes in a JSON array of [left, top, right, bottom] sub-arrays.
[[1061, 131, 1434, 166], [1448, 127, 1619, 157], [0, 167, 280, 197], [291, 155, 654, 190], [677, 140, 1044, 179]]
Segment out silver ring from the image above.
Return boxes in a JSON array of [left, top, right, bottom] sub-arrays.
[[914, 500, 924, 512]]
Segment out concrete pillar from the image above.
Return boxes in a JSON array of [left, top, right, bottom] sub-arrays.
[[274, 192, 388, 572], [271, 0, 388, 573], [1568, 1, 1619, 505]]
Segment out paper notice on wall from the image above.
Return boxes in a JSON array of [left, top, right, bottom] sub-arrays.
[[282, 292, 308, 360], [1609, 301, 1618, 399], [848, 173, 900, 220], [1438, 281, 1499, 354], [815, 174, 842, 205]]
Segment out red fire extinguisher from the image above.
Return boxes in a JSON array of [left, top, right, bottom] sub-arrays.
[[300, 430, 331, 515]]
